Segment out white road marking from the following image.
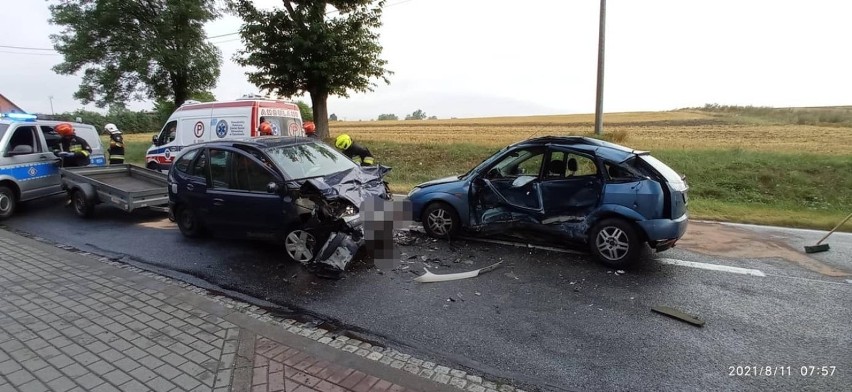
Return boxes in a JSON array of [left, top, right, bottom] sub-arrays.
[[658, 258, 766, 277], [847, 280, 852, 284]]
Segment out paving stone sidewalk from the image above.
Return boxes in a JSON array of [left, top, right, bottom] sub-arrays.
[[0, 229, 469, 392]]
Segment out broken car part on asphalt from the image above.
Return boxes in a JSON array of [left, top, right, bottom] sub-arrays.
[[413, 261, 503, 283], [651, 305, 705, 327]]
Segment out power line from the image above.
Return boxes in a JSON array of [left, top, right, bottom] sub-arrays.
[[0, 44, 55, 51], [0, 50, 60, 56]]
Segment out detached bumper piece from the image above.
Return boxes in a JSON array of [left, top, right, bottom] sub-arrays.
[[308, 215, 365, 277]]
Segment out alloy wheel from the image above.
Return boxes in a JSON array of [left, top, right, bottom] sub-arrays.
[[595, 226, 630, 261], [427, 208, 453, 236], [285, 230, 316, 263]]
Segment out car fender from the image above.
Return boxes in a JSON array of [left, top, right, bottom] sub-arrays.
[[65, 181, 97, 203], [589, 204, 647, 227], [415, 191, 469, 225]]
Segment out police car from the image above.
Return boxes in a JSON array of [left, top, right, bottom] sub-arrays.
[[0, 113, 106, 220]]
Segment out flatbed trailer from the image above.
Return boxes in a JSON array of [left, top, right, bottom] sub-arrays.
[[60, 164, 170, 218]]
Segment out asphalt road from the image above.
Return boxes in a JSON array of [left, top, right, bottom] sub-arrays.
[[3, 195, 850, 392]]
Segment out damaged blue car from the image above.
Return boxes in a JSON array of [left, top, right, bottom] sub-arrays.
[[407, 136, 688, 268], [167, 137, 391, 276]]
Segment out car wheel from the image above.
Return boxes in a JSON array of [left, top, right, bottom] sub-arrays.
[[285, 229, 317, 264], [176, 205, 204, 238], [146, 162, 159, 171], [589, 218, 641, 268], [0, 186, 16, 220], [422, 202, 460, 239], [72, 190, 94, 219]]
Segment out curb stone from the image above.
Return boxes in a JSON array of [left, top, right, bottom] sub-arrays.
[[4, 229, 529, 392]]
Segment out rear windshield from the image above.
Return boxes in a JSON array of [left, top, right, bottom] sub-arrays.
[[640, 155, 685, 187], [265, 142, 357, 180]]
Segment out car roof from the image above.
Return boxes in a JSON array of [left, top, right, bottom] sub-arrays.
[[182, 136, 318, 151], [509, 135, 646, 162]]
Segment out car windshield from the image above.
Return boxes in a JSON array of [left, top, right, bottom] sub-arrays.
[[265, 142, 357, 180]]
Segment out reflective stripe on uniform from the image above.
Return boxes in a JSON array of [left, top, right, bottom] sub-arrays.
[[363, 157, 375, 164], [109, 155, 125, 160]]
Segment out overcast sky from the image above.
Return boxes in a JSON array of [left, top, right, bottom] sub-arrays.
[[2, 0, 851, 120]]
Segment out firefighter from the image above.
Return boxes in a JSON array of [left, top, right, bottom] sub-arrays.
[[334, 134, 375, 166], [54, 122, 92, 167], [104, 123, 125, 164], [259, 120, 274, 136], [303, 121, 318, 139]]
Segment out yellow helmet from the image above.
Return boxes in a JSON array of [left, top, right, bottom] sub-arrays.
[[335, 134, 352, 150]]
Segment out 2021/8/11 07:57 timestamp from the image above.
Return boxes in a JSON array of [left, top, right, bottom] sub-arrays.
[[728, 366, 837, 377]]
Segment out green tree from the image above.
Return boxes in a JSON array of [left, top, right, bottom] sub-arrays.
[[230, 0, 392, 139], [377, 113, 398, 121], [296, 100, 314, 121], [329, 113, 338, 121], [405, 109, 426, 120], [48, 0, 222, 109]]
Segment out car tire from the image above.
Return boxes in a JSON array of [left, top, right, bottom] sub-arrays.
[[72, 190, 94, 219], [422, 202, 460, 239], [284, 229, 318, 264], [176, 205, 204, 238], [0, 185, 16, 220], [589, 218, 641, 268], [146, 162, 159, 171]]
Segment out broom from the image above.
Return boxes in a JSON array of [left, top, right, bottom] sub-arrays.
[[804, 212, 852, 253]]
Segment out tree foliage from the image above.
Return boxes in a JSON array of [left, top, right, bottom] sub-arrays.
[[377, 113, 398, 121], [230, 0, 392, 139], [36, 109, 160, 134], [405, 109, 427, 120], [48, 0, 222, 108], [296, 101, 314, 121]]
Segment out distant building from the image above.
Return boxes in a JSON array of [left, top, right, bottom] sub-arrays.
[[0, 93, 25, 113]]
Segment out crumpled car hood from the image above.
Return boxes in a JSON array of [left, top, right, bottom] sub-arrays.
[[302, 165, 391, 205]]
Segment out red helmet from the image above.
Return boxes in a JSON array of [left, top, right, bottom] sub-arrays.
[[258, 122, 273, 135], [303, 121, 315, 134], [55, 122, 74, 137]]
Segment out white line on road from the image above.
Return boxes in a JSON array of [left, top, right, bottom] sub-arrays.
[[658, 258, 766, 277], [847, 280, 852, 285]]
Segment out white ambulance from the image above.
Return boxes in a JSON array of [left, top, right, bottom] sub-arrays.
[[146, 97, 304, 171]]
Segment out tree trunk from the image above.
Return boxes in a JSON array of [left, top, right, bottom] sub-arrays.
[[172, 73, 188, 108], [310, 91, 330, 140]]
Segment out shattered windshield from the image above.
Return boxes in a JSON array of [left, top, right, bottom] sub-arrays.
[[265, 142, 357, 180]]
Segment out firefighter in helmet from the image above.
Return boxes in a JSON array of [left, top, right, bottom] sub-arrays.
[[258, 117, 274, 136], [303, 121, 318, 139], [104, 123, 125, 164], [334, 134, 375, 166], [54, 122, 92, 167]]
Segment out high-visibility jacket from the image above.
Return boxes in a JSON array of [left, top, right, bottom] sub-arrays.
[[60, 136, 92, 167], [342, 142, 375, 165], [108, 133, 125, 163]]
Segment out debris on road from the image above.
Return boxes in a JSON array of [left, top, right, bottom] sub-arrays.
[[504, 271, 520, 280], [413, 261, 503, 283], [651, 306, 705, 327], [616, 270, 625, 275]]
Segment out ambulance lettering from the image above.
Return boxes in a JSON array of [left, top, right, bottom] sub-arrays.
[[259, 107, 301, 118]]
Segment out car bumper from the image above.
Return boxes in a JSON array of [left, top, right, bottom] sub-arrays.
[[637, 213, 688, 243]]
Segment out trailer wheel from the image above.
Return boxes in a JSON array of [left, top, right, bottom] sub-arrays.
[[0, 186, 16, 220], [72, 190, 94, 219]]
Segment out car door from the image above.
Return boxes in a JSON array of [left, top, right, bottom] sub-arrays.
[[469, 146, 546, 237], [203, 147, 285, 239], [538, 148, 605, 240], [180, 148, 213, 227], [2, 124, 61, 200]]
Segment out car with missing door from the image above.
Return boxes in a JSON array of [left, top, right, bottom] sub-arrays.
[[406, 136, 689, 268], [167, 136, 390, 275]]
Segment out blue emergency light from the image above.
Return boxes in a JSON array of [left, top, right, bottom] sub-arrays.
[[0, 113, 38, 121]]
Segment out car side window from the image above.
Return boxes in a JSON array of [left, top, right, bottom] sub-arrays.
[[231, 153, 276, 192], [190, 149, 208, 178], [6, 126, 41, 154], [546, 151, 597, 179], [208, 149, 232, 189], [487, 147, 545, 178], [40, 125, 61, 152], [174, 149, 199, 173], [157, 120, 178, 145]]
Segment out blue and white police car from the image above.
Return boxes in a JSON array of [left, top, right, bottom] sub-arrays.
[[0, 113, 106, 219]]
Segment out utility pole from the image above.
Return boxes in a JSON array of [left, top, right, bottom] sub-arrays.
[[594, 0, 606, 135], [48, 96, 55, 115]]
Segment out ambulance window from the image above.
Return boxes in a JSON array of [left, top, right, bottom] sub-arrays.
[[158, 120, 177, 145]]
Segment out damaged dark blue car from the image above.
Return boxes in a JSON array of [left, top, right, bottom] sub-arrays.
[[407, 136, 688, 268], [167, 137, 391, 276]]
